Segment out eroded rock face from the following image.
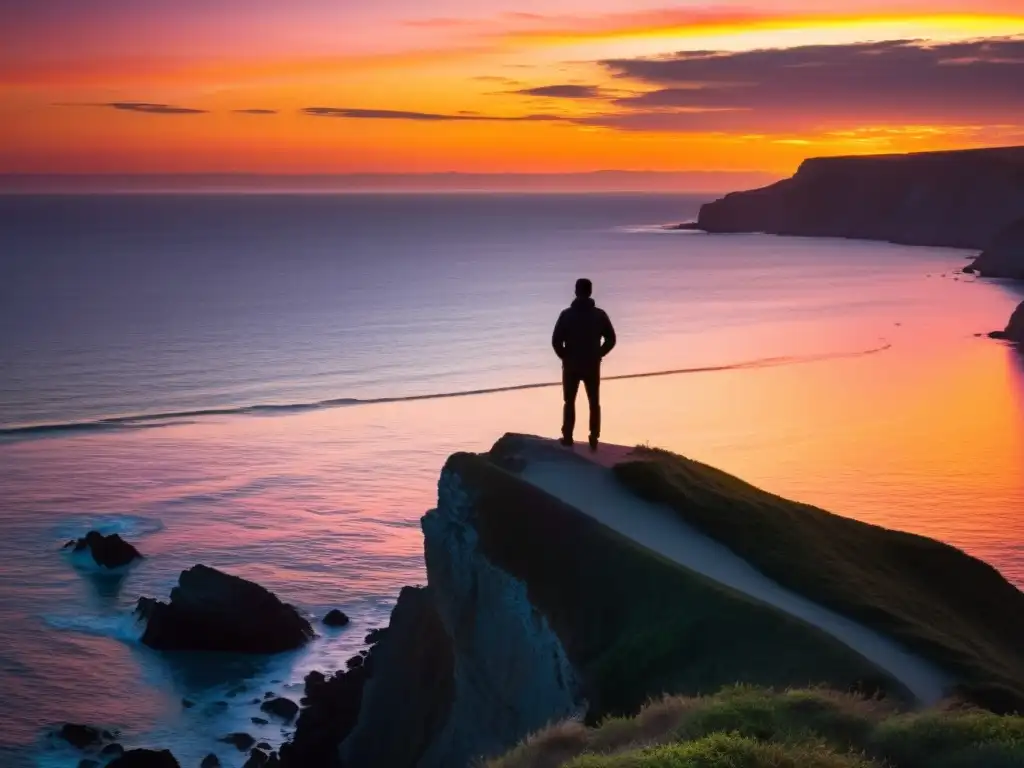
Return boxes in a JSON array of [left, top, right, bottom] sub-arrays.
[[972, 218, 1024, 280], [136, 566, 314, 653], [695, 147, 1024, 250], [989, 301, 1024, 342], [64, 532, 142, 568]]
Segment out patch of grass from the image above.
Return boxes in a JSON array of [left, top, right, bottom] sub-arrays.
[[564, 733, 875, 768], [613, 447, 1024, 712], [449, 446, 908, 724], [486, 687, 1024, 768]]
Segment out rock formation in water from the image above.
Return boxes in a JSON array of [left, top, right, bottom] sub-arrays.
[[971, 217, 1024, 279], [64, 531, 142, 568], [989, 301, 1024, 342], [695, 146, 1024, 251], [322, 609, 350, 627], [135, 565, 314, 653]]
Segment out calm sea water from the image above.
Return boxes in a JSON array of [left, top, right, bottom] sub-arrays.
[[1, 194, 1023, 767]]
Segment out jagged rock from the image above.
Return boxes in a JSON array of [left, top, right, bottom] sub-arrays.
[[64, 531, 142, 568], [200, 754, 220, 768], [243, 750, 268, 768], [323, 609, 349, 627], [364, 628, 388, 644], [971, 216, 1024, 279], [276, 626, 389, 768], [345, 655, 363, 669], [101, 743, 125, 756], [57, 724, 112, 749], [136, 566, 314, 653], [696, 146, 1024, 251], [107, 750, 180, 768], [989, 301, 1024, 342], [218, 733, 255, 752], [260, 696, 298, 722], [256, 742, 272, 751]]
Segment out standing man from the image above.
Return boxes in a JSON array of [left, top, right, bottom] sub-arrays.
[[552, 278, 617, 451]]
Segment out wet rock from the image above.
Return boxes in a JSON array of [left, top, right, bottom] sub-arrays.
[[256, 742, 272, 751], [251, 717, 269, 725], [264, 692, 275, 699], [101, 743, 125, 756], [260, 696, 299, 722], [200, 755, 221, 768], [107, 749, 180, 768], [243, 750, 268, 768], [57, 724, 111, 749], [181, 699, 195, 709], [322, 609, 349, 627], [364, 627, 388, 644], [219, 733, 255, 752], [64, 531, 142, 568], [136, 565, 314, 653], [345, 655, 363, 670]]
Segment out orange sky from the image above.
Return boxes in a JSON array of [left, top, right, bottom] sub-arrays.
[[2, 1, 1024, 178]]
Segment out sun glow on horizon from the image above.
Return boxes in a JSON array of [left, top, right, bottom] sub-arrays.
[[2, 2, 1023, 177]]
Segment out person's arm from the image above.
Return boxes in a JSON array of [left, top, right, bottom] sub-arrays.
[[552, 312, 566, 359], [599, 311, 617, 357]]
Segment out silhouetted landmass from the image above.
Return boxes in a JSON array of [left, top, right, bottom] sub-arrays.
[[972, 216, 1024, 279], [990, 301, 1024, 342], [696, 146, 1024, 252]]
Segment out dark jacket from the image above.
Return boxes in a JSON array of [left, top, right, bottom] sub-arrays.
[[552, 297, 617, 367]]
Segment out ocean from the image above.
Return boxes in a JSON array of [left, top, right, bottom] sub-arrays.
[[1, 193, 1023, 767]]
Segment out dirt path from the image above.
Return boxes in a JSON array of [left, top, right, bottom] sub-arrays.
[[509, 436, 950, 705]]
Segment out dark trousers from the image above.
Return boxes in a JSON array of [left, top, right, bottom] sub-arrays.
[[562, 363, 600, 440]]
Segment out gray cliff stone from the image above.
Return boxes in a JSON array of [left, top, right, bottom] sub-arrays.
[[340, 468, 581, 768], [971, 217, 1024, 280], [696, 146, 1024, 251]]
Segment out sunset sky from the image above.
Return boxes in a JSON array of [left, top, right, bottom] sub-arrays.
[[2, 0, 1024, 178]]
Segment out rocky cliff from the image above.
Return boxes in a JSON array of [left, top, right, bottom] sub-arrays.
[[696, 146, 1024, 251], [330, 435, 908, 768], [989, 301, 1024, 342], [971, 216, 1024, 279]]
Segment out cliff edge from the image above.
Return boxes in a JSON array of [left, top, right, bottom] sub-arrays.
[[286, 434, 1024, 768], [696, 146, 1024, 252]]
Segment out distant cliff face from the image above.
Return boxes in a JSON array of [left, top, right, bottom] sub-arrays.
[[990, 301, 1024, 343], [697, 147, 1024, 251], [971, 217, 1024, 279]]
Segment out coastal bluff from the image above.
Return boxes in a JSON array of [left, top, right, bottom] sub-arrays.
[[695, 146, 1024, 257], [283, 434, 1024, 768]]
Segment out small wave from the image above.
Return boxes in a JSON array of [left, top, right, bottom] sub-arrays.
[[53, 514, 164, 542], [2, 343, 891, 442], [42, 612, 144, 644]]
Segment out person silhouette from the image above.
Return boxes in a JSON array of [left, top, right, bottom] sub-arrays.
[[551, 278, 617, 451]]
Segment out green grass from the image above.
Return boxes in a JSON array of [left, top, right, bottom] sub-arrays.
[[487, 686, 1024, 768], [612, 447, 1024, 712], [447, 446, 909, 723]]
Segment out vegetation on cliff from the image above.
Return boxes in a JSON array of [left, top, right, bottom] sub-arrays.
[[613, 448, 1024, 712], [452, 444, 908, 722], [488, 686, 1024, 768]]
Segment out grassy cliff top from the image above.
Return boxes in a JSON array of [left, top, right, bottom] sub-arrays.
[[488, 685, 1024, 768], [447, 443, 909, 723], [613, 448, 1024, 712]]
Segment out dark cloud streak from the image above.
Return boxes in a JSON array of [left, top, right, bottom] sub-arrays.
[[302, 107, 565, 122]]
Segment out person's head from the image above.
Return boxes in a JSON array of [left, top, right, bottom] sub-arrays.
[[575, 278, 593, 299]]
